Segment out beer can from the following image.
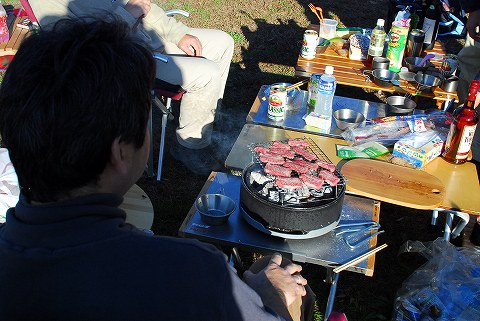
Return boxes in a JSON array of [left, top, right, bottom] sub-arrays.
[[406, 29, 425, 57], [301, 30, 318, 59], [268, 85, 287, 121]]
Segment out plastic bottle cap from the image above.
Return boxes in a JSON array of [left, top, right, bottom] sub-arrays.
[[325, 66, 334, 75], [377, 19, 385, 27]]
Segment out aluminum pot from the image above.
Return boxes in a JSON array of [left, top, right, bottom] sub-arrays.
[[386, 96, 417, 115], [240, 162, 345, 235], [364, 69, 400, 88], [414, 73, 441, 93]]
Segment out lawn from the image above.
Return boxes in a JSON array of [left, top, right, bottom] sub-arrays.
[[1, 1, 468, 320]]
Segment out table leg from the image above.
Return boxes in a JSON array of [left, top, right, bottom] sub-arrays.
[[325, 268, 340, 320]]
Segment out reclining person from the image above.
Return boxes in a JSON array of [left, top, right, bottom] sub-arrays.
[[29, 0, 234, 176], [0, 16, 312, 321]]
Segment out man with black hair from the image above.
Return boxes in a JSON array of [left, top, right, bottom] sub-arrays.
[[29, 0, 234, 176], [0, 16, 310, 321]]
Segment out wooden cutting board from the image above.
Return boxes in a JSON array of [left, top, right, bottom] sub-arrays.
[[341, 159, 445, 210]]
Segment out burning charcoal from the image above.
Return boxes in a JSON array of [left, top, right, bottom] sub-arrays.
[[261, 182, 274, 196], [268, 190, 280, 202], [284, 193, 300, 204], [296, 185, 311, 199], [250, 171, 271, 185]]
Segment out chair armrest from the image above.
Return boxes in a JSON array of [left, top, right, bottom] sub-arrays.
[[164, 9, 190, 18]]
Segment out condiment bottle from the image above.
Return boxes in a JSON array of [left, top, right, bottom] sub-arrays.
[[421, 0, 440, 50], [442, 72, 480, 164], [366, 19, 386, 67]]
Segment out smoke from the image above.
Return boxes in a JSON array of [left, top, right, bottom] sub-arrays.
[[211, 103, 247, 163]]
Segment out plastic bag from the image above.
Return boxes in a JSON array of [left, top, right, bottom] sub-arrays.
[[342, 121, 412, 146], [393, 238, 480, 321]]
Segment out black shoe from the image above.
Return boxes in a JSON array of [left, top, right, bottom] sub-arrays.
[[170, 143, 223, 176]]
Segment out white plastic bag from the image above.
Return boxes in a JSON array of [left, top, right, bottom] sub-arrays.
[[0, 148, 19, 223]]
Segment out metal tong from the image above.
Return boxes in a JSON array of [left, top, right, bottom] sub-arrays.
[[335, 221, 384, 249]]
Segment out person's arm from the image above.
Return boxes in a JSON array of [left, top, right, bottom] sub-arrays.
[[459, 0, 480, 41], [123, 0, 191, 47], [466, 8, 480, 42], [243, 253, 307, 313]]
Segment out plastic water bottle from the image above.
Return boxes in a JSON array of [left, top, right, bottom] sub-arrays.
[[313, 65, 336, 130], [0, 1, 9, 43]]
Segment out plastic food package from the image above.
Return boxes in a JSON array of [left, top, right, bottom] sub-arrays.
[[336, 141, 390, 159], [341, 120, 412, 146], [393, 238, 480, 321], [342, 113, 452, 147], [391, 130, 446, 168]]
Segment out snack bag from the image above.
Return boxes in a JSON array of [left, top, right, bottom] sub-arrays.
[[386, 19, 410, 72]]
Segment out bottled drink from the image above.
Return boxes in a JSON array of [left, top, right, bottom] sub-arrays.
[[421, 1, 440, 50], [442, 72, 480, 164], [313, 65, 336, 130], [0, 1, 9, 43], [366, 19, 387, 67]]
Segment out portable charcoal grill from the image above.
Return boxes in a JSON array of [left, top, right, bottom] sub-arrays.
[[240, 138, 346, 239]]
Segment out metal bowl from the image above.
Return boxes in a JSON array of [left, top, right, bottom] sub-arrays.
[[386, 96, 417, 115], [371, 69, 400, 88], [333, 108, 365, 130], [403, 56, 429, 73], [414, 73, 442, 93], [195, 194, 236, 225]]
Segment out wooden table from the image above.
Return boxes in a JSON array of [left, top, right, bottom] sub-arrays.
[[0, 15, 30, 56], [225, 123, 480, 216], [295, 26, 458, 108], [121, 184, 154, 230]]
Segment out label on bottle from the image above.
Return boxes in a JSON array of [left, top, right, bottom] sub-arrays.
[[368, 31, 386, 57], [318, 78, 336, 95], [422, 17, 435, 45], [455, 124, 477, 159]]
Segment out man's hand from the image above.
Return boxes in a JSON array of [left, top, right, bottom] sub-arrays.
[[243, 253, 307, 309], [178, 34, 203, 57], [125, 0, 151, 19], [466, 9, 480, 42]]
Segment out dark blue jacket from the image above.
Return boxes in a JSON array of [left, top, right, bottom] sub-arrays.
[[0, 193, 286, 321]]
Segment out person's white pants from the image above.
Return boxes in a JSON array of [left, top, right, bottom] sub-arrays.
[[156, 28, 234, 149]]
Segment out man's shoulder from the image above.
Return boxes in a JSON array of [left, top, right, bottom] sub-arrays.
[[129, 231, 227, 263]]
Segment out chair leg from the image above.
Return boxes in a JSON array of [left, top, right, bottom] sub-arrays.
[[146, 109, 154, 177], [156, 97, 172, 181]]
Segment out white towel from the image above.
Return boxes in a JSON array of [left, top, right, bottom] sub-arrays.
[[0, 148, 19, 223]]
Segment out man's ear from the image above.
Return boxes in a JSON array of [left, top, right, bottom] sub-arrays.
[[109, 137, 129, 175]]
